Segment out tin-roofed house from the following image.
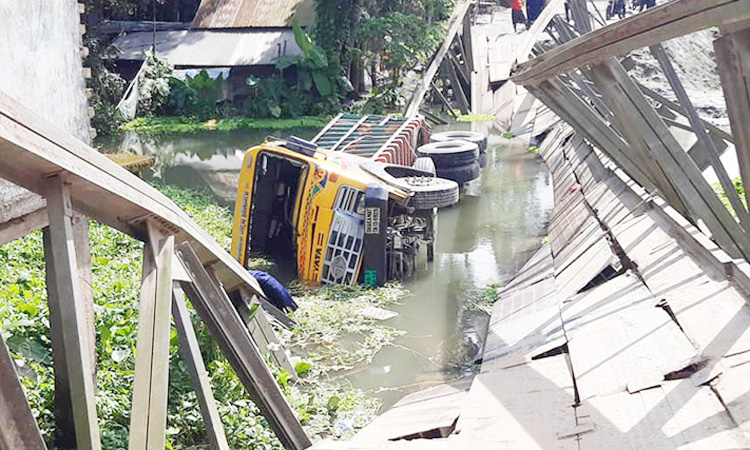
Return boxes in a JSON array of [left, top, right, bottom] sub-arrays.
[[110, 0, 316, 102]]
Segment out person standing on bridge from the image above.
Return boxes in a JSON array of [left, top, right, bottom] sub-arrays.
[[526, 0, 545, 25], [511, 0, 528, 32]]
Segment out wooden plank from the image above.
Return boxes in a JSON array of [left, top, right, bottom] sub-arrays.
[[562, 273, 698, 399], [0, 330, 47, 450], [714, 27, 750, 205], [128, 224, 174, 450], [481, 277, 566, 371], [0, 89, 265, 298], [513, 0, 750, 85], [128, 242, 156, 450], [529, 80, 657, 196], [585, 63, 692, 218], [577, 381, 750, 449], [637, 82, 734, 144], [45, 175, 101, 450], [146, 225, 174, 448], [404, 1, 472, 117], [176, 242, 310, 450], [0, 207, 48, 246], [445, 58, 471, 114], [42, 227, 75, 449], [454, 356, 578, 449], [516, 0, 566, 64], [462, 12, 474, 72], [348, 379, 471, 445], [650, 43, 750, 227], [172, 288, 230, 450], [599, 59, 750, 259]]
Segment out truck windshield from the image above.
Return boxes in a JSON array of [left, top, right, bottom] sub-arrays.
[[248, 152, 308, 265]]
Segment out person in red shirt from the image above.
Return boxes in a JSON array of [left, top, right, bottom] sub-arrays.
[[511, 0, 528, 32]]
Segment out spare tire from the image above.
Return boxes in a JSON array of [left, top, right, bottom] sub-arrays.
[[431, 131, 488, 152], [360, 162, 460, 209], [436, 161, 481, 184], [416, 140, 479, 167], [402, 176, 460, 209], [412, 157, 436, 175]]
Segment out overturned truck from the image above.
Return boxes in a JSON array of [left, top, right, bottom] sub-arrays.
[[230, 114, 487, 285]]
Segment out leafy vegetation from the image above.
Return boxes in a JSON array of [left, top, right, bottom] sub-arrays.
[[0, 183, 404, 447], [457, 113, 496, 122], [713, 177, 747, 219], [120, 116, 329, 134]]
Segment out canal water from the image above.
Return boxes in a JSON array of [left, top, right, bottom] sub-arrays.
[[100, 120, 553, 408]]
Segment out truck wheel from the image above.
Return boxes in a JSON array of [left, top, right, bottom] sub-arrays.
[[413, 157, 436, 175], [431, 131, 488, 152], [436, 161, 481, 184], [403, 176, 460, 210], [416, 140, 479, 167], [359, 162, 460, 209]]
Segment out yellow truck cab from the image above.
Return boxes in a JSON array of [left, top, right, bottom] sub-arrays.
[[231, 114, 479, 286], [232, 139, 406, 285]]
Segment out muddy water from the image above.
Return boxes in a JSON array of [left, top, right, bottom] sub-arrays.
[[344, 121, 553, 407], [101, 121, 553, 408]]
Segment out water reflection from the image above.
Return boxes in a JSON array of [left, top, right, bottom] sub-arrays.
[[98, 127, 318, 204]]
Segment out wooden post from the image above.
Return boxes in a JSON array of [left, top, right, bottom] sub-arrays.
[[172, 287, 230, 450], [462, 13, 474, 73], [129, 223, 174, 450], [176, 242, 311, 450], [0, 331, 47, 450], [650, 43, 750, 227], [45, 174, 101, 450], [445, 58, 470, 114], [714, 27, 750, 204]]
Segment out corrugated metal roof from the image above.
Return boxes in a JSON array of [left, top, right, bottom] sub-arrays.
[[191, 0, 315, 29], [111, 29, 302, 67]]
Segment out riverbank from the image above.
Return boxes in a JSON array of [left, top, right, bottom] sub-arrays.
[[0, 182, 403, 448], [120, 116, 330, 134]]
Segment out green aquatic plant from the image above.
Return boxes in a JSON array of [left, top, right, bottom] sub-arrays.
[[0, 183, 397, 447]]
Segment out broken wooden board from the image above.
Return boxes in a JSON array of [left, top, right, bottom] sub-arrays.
[[347, 378, 471, 447], [577, 380, 750, 449], [357, 306, 398, 321], [482, 276, 567, 371], [502, 243, 555, 292], [455, 355, 579, 450], [561, 273, 699, 399], [712, 362, 750, 441]]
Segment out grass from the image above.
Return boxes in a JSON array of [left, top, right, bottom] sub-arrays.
[[120, 116, 330, 134], [713, 177, 747, 219], [456, 113, 495, 122], [0, 182, 403, 447]]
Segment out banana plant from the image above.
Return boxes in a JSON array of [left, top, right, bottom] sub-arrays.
[[276, 20, 353, 97]]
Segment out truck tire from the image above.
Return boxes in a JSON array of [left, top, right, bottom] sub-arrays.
[[436, 161, 481, 184], [412, 157, 436, 175], [431, 131, 488, 152], [416, 140, 479, 167], [402, 176, 460, 209], [360, 162, 460, 209]]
